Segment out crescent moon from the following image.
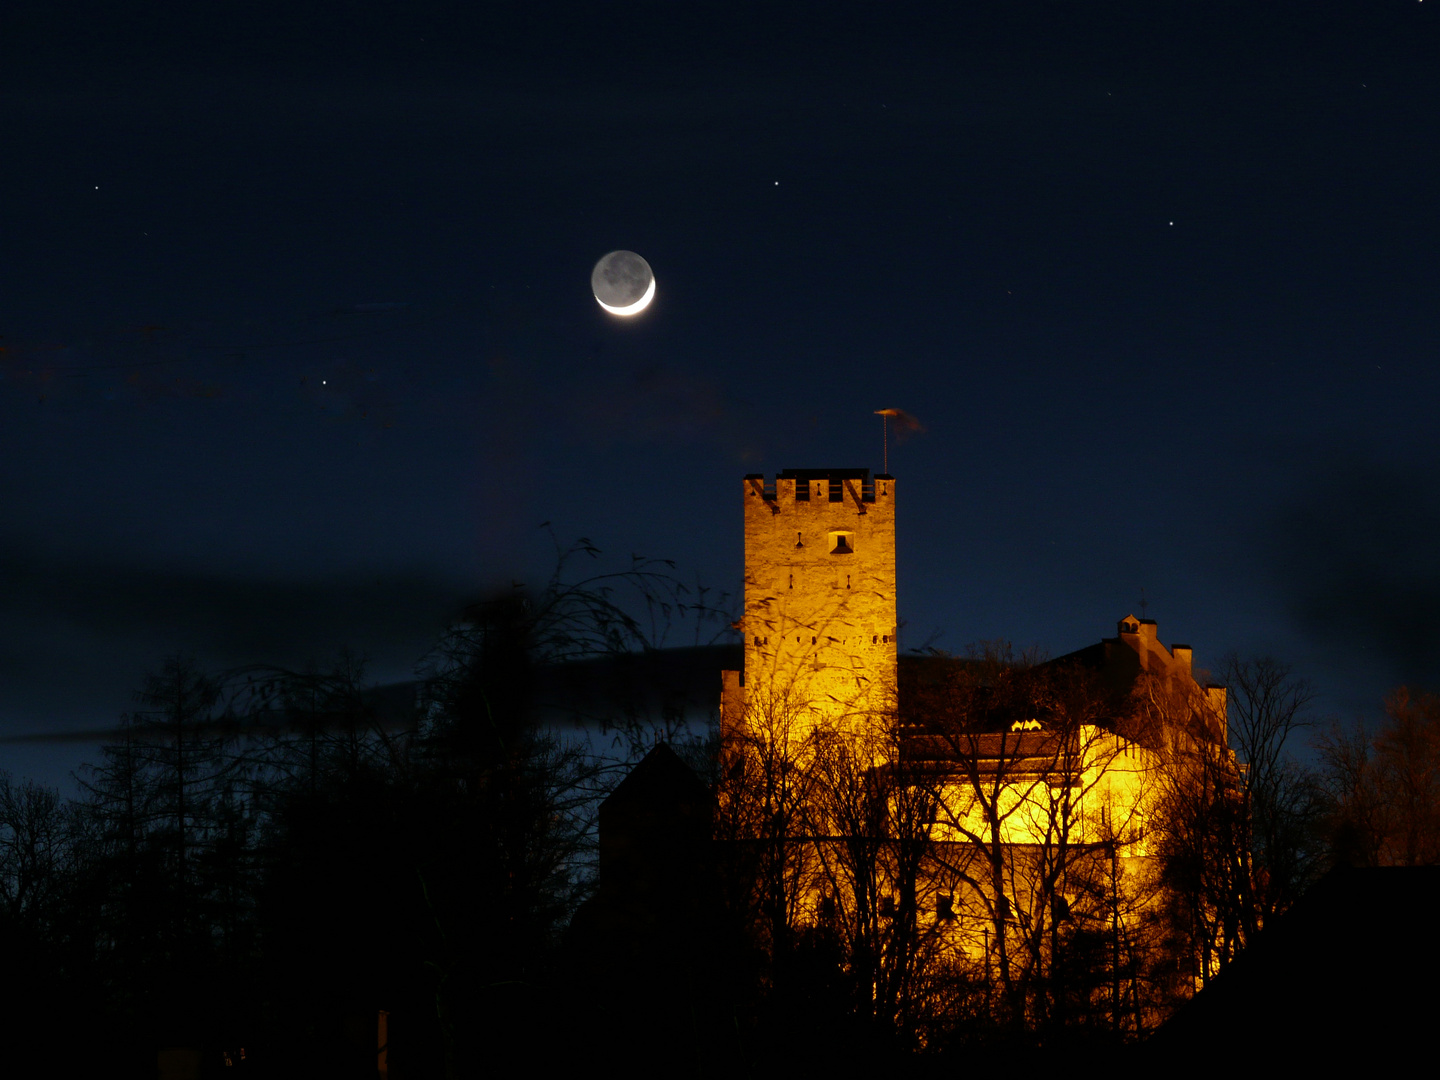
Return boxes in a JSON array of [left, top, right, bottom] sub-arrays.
[[596, 273, 656, 316], [592, 250, 656, 316]]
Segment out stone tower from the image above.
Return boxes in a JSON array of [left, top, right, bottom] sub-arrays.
[[721, 468, 897, 749]]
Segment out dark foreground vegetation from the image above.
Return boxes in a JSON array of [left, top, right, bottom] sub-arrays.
[[1, 554, 1437, 1076]]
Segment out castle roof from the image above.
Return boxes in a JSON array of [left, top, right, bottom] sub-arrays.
[[600, 742, 710, 816], [1048, 615, 1198, 696]]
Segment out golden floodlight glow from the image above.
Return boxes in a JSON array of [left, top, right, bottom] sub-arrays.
[[596, 272, 656, 316]]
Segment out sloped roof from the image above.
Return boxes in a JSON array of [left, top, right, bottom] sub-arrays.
[[601, 742, 710, 815]]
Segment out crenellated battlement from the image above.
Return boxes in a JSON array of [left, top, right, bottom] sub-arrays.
[[745, 469, 893, 510]]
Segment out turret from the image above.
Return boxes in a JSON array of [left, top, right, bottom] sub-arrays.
[[722, 469, 897, 748]]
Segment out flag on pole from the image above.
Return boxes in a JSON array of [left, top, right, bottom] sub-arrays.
[[874, 408, 925, 472]]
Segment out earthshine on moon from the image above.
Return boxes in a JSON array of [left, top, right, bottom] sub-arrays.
[[591, 250, 656, 316]]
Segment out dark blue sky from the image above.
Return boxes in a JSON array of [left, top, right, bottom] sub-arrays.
[[3, 1, 1438, 786]]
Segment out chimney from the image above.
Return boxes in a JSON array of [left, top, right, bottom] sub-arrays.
[[1171, 644, 1193, 675]]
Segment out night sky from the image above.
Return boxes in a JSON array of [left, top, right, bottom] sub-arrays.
[[4, 2, 1438, 786]]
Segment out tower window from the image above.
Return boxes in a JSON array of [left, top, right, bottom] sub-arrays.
[[828, 481, 843, 502], [829, 531, 854, 554]]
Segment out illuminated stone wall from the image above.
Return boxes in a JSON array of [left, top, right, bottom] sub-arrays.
[[716, 467, 1224, 981], [722, 469, 897, 750], [925, 727, 1162, 854]]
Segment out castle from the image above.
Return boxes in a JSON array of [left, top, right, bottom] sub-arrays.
[[575, 466, 1236, 1043], [718, 467, 1227, 974]]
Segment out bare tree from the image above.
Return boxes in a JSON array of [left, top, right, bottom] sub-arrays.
[[1319, 687, 1440, 867], [804, 716, 953, 1048], [906, 645, 1154, 1035], [1149, 653, 1319, 993], [1220, 654, 1320, 924], [714, 685, 827, 979], [0, 774, 75, 930]]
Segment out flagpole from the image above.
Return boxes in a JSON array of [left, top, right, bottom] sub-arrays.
[[874, 408, 919, 476]]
